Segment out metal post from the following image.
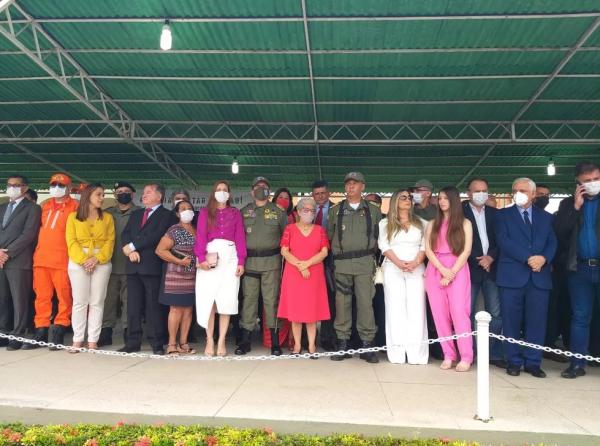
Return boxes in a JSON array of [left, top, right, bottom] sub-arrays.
[[475, 311, 492, 422]]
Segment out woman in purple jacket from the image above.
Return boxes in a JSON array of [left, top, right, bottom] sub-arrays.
[[194, 181, 246, 357]]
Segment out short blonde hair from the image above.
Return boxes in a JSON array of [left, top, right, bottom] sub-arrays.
[[296, 197, 316, 211]]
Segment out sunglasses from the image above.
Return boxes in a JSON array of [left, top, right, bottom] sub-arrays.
[[397, 194, 412, 201]]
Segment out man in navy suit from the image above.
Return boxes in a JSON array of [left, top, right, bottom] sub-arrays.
[[462, 178, 505, 368], [496, 177, 557, 378]]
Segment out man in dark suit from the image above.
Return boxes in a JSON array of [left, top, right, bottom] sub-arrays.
[[496, 177, 557, 378], [118, 183, 174, 355], [463, 178, 505, 368], [0, 174, 41, 350]]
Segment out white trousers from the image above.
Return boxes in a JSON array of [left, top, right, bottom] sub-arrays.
[[196, 239, 240, 328], [383, 262, 428, 364], [68, 260, 112, 342]]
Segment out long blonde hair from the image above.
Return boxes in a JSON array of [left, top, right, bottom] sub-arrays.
[[386, 188, 423, 241]]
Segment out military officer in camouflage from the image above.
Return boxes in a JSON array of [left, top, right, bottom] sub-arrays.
[[235, 177, 287, 356], [327, 172, 382, 363]]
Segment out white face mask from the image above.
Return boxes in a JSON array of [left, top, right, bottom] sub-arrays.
[[513, 191, 529, 207], [179, 209, 194, 224], [215, 191, 230, 204], [71, 194, 80, 201], [49, 186, 67, 198], [471, 192, 489, 207], [299, 211, 315, 224], [5, 186, 22, 200], [412, 192, 424, 204], [584, 181, 600, 197]]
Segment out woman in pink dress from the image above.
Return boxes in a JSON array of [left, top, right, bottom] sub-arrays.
[[425, 186, 473, 372], [278, 197, 330, 356]]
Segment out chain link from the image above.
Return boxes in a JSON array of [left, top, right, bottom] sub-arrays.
[[488, 333, 600, 363], [0, 331, 475, 361]]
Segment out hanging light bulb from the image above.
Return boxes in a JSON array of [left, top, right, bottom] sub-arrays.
[[231, 158, 239, 174], [547, 158, 556, 176], [160, 20, 172, 51]]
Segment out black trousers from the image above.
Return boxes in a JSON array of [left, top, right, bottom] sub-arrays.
[[545, 268, 572, 348], [319, 263, 337, 346], [126, 273, 167, 350], [0, 268, 32, 335]]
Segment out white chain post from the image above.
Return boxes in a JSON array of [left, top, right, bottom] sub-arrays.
[[475, 311, 492, 422]]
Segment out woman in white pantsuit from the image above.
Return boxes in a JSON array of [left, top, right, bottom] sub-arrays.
[[194, 180, 246, 357], [66, 183, 115, 351], [378, 188, 428, 364]]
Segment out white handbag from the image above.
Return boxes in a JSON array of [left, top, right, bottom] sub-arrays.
[[373, 253, 384, 285]]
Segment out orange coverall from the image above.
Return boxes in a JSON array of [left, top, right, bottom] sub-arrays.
[[32, 197, 79, 328]]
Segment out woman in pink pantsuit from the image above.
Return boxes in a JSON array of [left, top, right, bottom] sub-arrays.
[[425, 186, 473, 372]]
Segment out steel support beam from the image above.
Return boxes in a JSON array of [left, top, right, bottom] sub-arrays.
[[0, 2, 197, 187]]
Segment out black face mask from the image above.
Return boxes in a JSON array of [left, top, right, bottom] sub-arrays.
[[254, 187, 269, 201], [116, 193, 132, 205], [534, 196, 550, 209]]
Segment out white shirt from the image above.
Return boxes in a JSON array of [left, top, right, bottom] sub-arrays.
[[128, 204, 162, 251], [469, 203, 489, 256], [9, 196, 25, 209], [378, 218, 426, 264]]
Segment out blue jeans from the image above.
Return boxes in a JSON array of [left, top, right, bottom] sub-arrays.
[[568, 264, 600, 367], [471, 278, 504, 361]]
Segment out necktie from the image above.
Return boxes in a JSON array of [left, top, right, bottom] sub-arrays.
[[2, 201, 15, 228], [315, 205, 324, 226], [523, 210, 532, 234], [140, 207, 152, 228]]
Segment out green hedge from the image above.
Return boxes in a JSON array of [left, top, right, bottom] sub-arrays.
[[0, 424, 478, 446]]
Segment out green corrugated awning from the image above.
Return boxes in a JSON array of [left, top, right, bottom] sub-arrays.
[[0, 0, 599, 192]]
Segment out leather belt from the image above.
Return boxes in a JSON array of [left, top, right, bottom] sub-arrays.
[[246, 248, 280, 258], [333, 249, 376, 261], [579, 258, 600, 267]]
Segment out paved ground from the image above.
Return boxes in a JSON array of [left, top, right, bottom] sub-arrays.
[[0, 339, 599, 446]]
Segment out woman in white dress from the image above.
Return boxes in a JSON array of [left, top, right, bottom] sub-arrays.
[[378, 188, 428, 364]]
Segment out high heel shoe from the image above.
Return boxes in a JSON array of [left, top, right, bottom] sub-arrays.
[[217, 341, 227, 357], [308, 346, 318, 360], [204, 339, 215, 357], [455, 361, 471, 372], [440, 359, 457, 370]]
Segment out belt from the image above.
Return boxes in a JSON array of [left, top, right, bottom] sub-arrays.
[[579, 258, 600, 267], [333, 249, 376, 261], [246, 248, 280, 258]]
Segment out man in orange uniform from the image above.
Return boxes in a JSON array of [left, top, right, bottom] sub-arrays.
[[22, 173, 79, 350]]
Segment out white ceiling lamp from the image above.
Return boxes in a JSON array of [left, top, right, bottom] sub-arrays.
[[160, 20, 172, 51], [547, 158, 556, 176], [231, 158, 239, 174]]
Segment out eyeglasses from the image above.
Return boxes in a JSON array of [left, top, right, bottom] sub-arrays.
[[397, 195, 412, 201], [49, 182, 66, 188], [300, 208, 316, 214]]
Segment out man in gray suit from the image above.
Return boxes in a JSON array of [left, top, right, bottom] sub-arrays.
[[0, 175, 41, 350]]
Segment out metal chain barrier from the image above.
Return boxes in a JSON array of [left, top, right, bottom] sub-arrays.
[[489, 333, 600, 363], [0, 331, 476, 362]]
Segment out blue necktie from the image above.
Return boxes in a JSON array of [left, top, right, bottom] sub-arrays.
[[2, 202, 15, 228]]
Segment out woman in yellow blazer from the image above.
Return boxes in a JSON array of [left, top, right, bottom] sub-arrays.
[[66, 183, 115, 350]]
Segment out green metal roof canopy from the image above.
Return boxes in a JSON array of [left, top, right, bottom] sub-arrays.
[[1, 0, 600, 191]]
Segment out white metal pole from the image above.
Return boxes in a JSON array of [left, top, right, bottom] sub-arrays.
[[475, 311, 492, 422]]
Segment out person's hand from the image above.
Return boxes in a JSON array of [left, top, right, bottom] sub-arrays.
[[179, 256, 192, 267], [528, 255, 546, 271], [403, 259, 420, 273], [477, 255, 494, 273], [83, 257, 99, 273], [574, 184, 586, 211], [235, 265, 245, 277], [300, 269, 310, 280], [296, 260, 311, 271], [440, 277, 450, 287], [122, 245, 133, 256], [0, 249, 8, 268], [197, 261, 210, 271], [440, 267, 455, 281], [128, 252, 141, 263]]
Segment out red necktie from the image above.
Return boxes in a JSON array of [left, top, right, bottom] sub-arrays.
[[315, 205, 324, 226], [140, 207, 152, 228]]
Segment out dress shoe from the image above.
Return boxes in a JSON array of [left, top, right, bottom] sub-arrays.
[[270, 328, 282, 356], [330, 339, 352, 361], [0, 337, 8, 347], [561, 365, 586, 379], [117, 345, 141, 353], [21, 327, 48, 350], [234, 329, 252, 355], [152, 348, 165, 356], [524, 367, 546, 378], [543, 350, 569, 363], [48, 324, 67, 351], [490, 359, 508, 369], [6, 340, 22, 351], [359, 341, 379, 364], [506, 365, 521, 376], [97, 327, 113, 347]]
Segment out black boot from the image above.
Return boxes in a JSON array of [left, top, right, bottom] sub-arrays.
[[359, 340, 379, 364], [48, 324, 67, 351], [270, 328, 282, 356], [234, 329, 252, 355], [97, 327, 113, 347], [21, 327, 49, 350], [330, 339, 352, 361]]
